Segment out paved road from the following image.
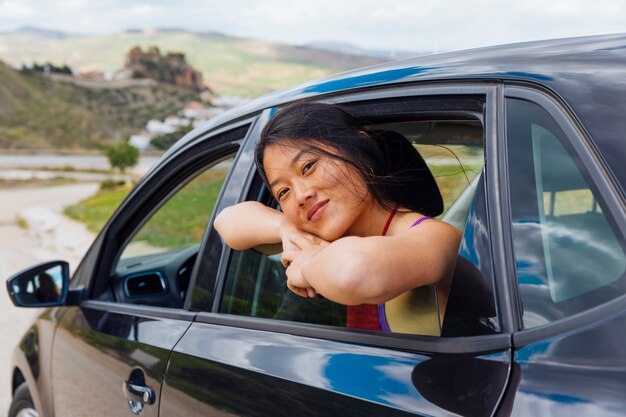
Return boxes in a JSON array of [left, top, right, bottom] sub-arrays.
[[0, 183, 99, 417], [0, 153, 160, 175]]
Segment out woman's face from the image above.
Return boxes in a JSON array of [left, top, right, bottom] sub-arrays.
[[263, 143, 372, 241]]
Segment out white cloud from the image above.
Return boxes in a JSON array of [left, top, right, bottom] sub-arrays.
[[0, 0, 625, 52], [0, 0, 36, 16]]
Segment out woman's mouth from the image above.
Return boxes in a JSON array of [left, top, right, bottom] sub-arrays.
[[307, 200, 329, 222]]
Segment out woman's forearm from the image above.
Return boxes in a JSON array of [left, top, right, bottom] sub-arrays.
[[295, 230, 458, 305], [297, 237, 392, 304], [214, 201, 284, 250]]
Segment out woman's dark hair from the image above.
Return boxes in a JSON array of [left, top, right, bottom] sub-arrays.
[[255, 101, 443, 217]]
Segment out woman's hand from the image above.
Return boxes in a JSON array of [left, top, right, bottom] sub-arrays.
[[278, 218, 329, 298], [278, 218, 327, 253], [281, 245, 325, 298]]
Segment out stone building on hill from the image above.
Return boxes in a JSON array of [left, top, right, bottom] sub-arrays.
[[124, 46, 209, 92]]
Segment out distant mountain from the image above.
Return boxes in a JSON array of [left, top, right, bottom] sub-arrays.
[[0, 26, 80, 40], [304, 41, 427, 60], [0, 27, 386, 97]]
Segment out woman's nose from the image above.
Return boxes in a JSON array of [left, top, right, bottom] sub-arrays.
[[293, 180, 314, 206]]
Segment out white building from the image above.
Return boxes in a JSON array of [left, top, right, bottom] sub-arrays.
[[129, 134, 151, 150], [146, 120, 176, 135]]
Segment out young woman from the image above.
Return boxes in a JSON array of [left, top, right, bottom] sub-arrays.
[[214, 102, 461, 335]]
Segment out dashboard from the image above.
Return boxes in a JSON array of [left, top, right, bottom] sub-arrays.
[[113, 244, 200, 308]]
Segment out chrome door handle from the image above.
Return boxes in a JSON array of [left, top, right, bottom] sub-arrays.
[[123, 368, 156, 415], [123, 380, 156, 405]]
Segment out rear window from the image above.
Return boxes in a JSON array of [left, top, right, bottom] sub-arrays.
[[506, 97, 626, 328]]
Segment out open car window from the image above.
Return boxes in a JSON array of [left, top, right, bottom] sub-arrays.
[[218, 95, 495, 337]]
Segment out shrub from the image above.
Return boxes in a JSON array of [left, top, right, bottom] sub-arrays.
[[106, 141, 139, 173], [99, 179, 127, 190]]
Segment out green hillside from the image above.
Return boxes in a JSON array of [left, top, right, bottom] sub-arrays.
[[0, 61, 199, 150], [0, 61, 106, 149], [0, 29, 383, 97]]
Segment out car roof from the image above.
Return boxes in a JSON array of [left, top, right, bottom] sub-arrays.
[[164, 33, 626, 189]]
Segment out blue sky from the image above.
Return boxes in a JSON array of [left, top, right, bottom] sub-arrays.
[[1, 0, 625, 53]]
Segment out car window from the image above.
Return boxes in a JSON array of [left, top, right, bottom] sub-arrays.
[[120, 160, 233, 260], [219, 99, 488, 335], [506, 98, 626, 328], [113, 155, 236, 307]]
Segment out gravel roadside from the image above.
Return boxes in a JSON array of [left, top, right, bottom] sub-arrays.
[[0, 183, 99, 417]]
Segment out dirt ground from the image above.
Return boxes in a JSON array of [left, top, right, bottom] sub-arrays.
[[0, 183, 99, 416]]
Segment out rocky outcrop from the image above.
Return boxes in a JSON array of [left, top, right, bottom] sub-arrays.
[[125, 46, 207, 92]]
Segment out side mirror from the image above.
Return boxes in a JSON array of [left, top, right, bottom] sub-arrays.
[[6, 261, 70, 307]]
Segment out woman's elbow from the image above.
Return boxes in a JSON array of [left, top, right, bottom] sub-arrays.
[[213, 207, 246, 250], [213, 208, 230, 240], [329, 253, 387, 304]]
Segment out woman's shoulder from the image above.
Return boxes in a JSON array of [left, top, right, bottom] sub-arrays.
[[389, 211, 462, 239]]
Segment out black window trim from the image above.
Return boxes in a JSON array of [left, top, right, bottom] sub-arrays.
[[195, 311, 512, 355], [198, 111, 271, 311], [206, 83, 515, 355], [81, 299, 197, 322], [503, 85, 626, 346], [513, 294, 626, 347], [490, 83, 520, 335], [181, 118, 261, 310]]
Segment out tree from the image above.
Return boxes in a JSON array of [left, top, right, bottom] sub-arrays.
[[106, 141, 139, 174]]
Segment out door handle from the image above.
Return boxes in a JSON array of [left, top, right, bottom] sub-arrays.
[[123, 368, 156, 415], [123, 380, 156, 405]]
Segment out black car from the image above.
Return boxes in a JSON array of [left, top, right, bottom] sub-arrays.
[[6, 34, 626, 417]]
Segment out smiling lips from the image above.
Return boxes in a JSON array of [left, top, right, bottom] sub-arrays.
[[307, 200, 329, 222]]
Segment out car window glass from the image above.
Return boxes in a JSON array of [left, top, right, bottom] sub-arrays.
[[113, 156, 235, 307], [222, 249, 346, 325], [506, 98, 626, 328], [219, 107, 489, 336], [120, 158, 233, 259]]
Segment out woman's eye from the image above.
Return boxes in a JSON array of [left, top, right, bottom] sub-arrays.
[[302, 160, 317, 174], [277, 188, 289, 200]]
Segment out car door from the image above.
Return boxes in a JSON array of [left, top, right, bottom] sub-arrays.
[[500, 87, 626, 416], [48, 121, 251, 417], [160, 85, 516, 417]]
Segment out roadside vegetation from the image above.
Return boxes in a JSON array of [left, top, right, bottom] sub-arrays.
[[418, 144, 484, 215], [0, 176, 78, 189], [106, 141, 139, 173], [15, 215, 28, 230], [63, 183, 133, 233], [129, 171, 225, 248], [64, 171, 226, 246]]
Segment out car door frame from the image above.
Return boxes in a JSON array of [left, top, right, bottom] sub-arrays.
[[204, 82, 515, 353], [164, 82, 520, 417]]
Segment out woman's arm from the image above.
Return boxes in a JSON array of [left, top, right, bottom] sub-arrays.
[[282, 220, 461, 305], [214, 201, 328, 252], [214, 201, 284, 250]]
